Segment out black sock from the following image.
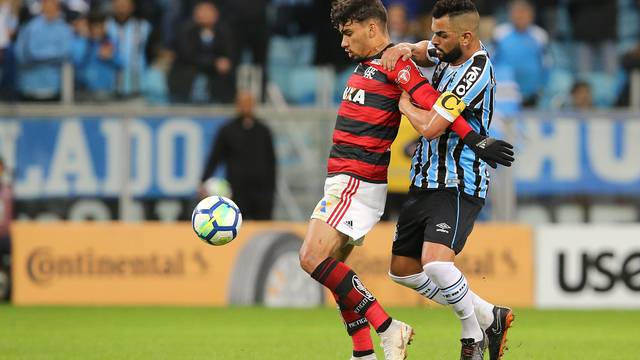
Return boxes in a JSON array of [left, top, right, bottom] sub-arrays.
[[353, 349, 375, 357], [376, 317, 393, 333]]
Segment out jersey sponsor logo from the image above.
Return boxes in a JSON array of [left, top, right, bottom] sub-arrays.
[[342, 86, 366, 105], [455, 65, 482, 97], [346, 318, 369, 331], [396, 66, 411, 85], [436, 222, 451, 234], [352, 275, 376, 301], [363, 66, 378, 80]]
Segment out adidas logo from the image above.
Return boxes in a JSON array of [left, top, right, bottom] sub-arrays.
[[436, 222, 451, 233], [344, 220, 354, 229], [476, 139, 488, 149]]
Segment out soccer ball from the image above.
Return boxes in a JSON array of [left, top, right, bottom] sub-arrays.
[[192, 196, 242, 246]]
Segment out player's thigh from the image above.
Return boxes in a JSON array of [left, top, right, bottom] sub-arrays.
[[421, 242, 455, 263], [422, 189, 483, 257], [391, 191, 428, 266], [451, 193, 484, 253], [300, 218, 349, 272]]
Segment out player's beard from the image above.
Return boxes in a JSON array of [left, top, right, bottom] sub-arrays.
[[439, 44, 463, 64], [349, 52, 366, 62]]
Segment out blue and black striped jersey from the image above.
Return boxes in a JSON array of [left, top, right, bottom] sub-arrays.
[[410, 46, 496, 198]]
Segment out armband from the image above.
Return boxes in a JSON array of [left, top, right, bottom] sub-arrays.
[[432, 91, 466, 123]]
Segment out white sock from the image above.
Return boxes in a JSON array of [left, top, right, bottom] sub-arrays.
[[388, 271, 448, 305], [471, 290, 494, 330], [389, 271, 495, 330], [423, 261, 483, 342], [389, 272, 449, 306]]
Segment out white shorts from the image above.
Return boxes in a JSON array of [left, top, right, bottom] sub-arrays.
[[311, 174, 387, 245]]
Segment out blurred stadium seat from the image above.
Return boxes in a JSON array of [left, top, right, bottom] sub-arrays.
[[541, 68, 574, 109]]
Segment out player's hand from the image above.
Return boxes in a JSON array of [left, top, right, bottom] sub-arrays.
[[398, 91, 412, 114], [381, 43, 413, 71], [461, 132, 515, 168]]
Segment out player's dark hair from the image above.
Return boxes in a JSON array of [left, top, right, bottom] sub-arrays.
[[330, 0, 387, 30], [432, 0, 478, 19]]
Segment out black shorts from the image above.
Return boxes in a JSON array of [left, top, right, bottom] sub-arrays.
[[392, 188, 484, 258]]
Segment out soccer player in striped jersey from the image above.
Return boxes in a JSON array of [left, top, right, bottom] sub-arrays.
[[380, 1, 514, 359], [298, 1, 514, 359]]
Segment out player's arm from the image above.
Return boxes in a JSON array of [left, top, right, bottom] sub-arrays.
[[388, 57, 475, 140], [397, 89, 470, 143], [381, 41, 436, 71], [398, 92, 446, 139], [399, 90, 514, 168], [388, 58, 514, 168]]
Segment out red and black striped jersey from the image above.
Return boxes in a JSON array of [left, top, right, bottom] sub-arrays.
[[328, 50, 440, 183]]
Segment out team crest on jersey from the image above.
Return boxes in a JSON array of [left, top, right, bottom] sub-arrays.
[[343, 86, 366, 104], [396, 66, 411, 85], [363, 66, 377, 79]]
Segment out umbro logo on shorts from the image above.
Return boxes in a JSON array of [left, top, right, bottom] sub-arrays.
[[436, 222, 451, 233]]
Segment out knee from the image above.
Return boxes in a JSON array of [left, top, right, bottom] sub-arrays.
[[422, 261, 451, 279], [421, 252, 441, 267], [388, 271, 422, 288], [298, 245, 320, 274]]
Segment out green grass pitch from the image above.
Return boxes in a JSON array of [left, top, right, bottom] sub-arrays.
[[0, 305, 638, 359]]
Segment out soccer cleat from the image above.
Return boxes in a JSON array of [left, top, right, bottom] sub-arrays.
[[485, 306, 515, 360], [350, 354, 378, 360], [460, 337, 485, 360], [378, 319, 414, 360]]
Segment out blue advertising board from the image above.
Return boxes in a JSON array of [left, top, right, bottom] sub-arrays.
[[0, 117, 227, 199], [1, 112, 640, 200], [514, 113, 640, 195]]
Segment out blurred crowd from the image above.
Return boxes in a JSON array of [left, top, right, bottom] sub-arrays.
[[0, 0, 639, 108]]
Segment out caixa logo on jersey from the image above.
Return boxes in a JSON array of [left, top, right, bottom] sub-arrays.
[[343, 86, 366, 105], [557, 251, 640, 293]]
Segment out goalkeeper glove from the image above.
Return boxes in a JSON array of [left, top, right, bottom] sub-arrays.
[[461, 132, 515, 168]]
